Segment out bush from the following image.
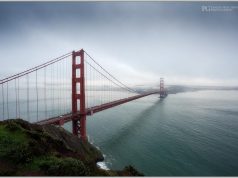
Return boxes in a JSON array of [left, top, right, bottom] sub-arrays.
[[0, 170, 15, 176], [0, 135, 32, 164], [38, 156, 90, 176], [2, 143, 32, 164], [5, 121, 22, 132]]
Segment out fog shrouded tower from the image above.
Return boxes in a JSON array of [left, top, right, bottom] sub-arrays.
[[160, 78, 167, 98]]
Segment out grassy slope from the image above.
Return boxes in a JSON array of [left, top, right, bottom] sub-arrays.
[[0, 119, 143, 176]]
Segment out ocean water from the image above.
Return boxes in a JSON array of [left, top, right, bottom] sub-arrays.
[[64, 90, 238, 176]]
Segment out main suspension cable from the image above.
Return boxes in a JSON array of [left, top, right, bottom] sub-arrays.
[[84, 51, 137, 93]]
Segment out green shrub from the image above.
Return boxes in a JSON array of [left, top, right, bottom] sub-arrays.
[[0, 135, 32, 164], [4, 144, 32, 164], [5, 121, 22, 132], [0, 170, 15, 176], [38, 156, 90, 176]]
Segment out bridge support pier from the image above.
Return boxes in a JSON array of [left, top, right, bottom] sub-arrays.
[[72, 49, 87, 141]]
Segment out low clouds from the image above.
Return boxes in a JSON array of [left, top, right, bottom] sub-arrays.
[[0, 2, 238, 86]]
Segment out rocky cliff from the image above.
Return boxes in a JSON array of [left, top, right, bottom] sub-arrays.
[[0, 119, 143, 176]]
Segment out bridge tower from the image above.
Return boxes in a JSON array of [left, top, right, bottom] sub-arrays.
[[160, 78, 167, 98], [72, 49, 87, 141]]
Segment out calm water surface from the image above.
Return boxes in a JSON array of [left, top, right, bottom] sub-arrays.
[[65, 90, 238, 176]]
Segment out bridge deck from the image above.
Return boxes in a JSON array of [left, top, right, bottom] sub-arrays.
[[36, 91, 159, 125]]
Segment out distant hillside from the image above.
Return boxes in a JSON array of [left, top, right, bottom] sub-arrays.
[[132, 84, 238, 95], [167, 85, 238, 94]]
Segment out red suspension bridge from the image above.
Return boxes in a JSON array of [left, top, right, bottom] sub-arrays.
[[0, 49, 167, 141]]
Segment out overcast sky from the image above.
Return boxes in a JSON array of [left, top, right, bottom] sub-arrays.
[[0, 2, 238, 87]]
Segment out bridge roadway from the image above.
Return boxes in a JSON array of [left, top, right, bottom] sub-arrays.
[[36, 91, 159, 126]]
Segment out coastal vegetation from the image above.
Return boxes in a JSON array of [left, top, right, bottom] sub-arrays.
[[0, 119, 143, 176]]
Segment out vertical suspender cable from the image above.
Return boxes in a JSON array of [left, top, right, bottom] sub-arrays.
[[51, 64, 53, 116], [109, 78, 111, 102], [60, 60, 63, 114], [57, 62, 60, 115], [89, 63, 91, 107], [44, 67, 47, 119], [17, 78, 20, 118], [106, 74, 108, 101], [64, 58, 66, 113], [107, 77, 109, 102], [90, 62, 92, 107], [15, 79, 17, 118], [60, 61, 62, 115], [6, 82, 9, 119], [94, 65, 96, 106], [58, 64, 62, 115], [95, 66, 97, 105], [108, 77, 110, 102], [109, 77, 112, 101], [67, 57, 69, 112], [2, 84, 4, 120], [85, 58, 88, 108], [109, 80, 111, 102], [56, 62, 58, 115], [96, 66, 97, 104], [99, 68, 101, 104], [65, 58, 67, 113], [94, 66, 96, 105], [58, 62, 61, 115], [94, 65, 97, 106], [103, 73, 105, 104], [64, 58, 67, 113], [92, 64, 94, 106], [107, 78, 109, 102], [108, 81, 111, 102], [108, 78, 109, 102], [58, 62, 60, 115], [100, 71, 102, 105], [36, 70, 39, 121], [112, 81, 113, 101], [92, 63, 94, 106], [68, 57, 71, 112], [61, 61, 63, 114], [27, 74, 30, 121]]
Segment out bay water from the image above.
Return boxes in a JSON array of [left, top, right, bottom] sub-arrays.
[[64, 90, 238, 176]]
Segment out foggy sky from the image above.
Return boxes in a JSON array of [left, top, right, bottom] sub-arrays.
[[0, 2, 238, 87]]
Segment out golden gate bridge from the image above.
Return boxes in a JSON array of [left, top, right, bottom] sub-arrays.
[[0, 49, 167, 141]]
